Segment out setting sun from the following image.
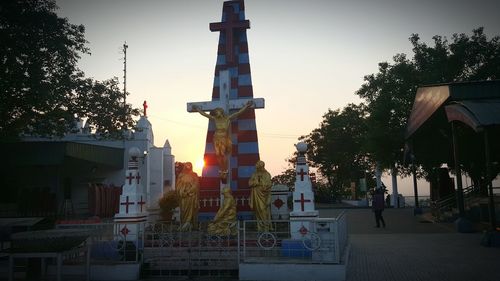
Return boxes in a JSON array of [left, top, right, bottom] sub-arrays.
[[194, 158, 205, 174]]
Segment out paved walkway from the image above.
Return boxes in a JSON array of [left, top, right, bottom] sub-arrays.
[[319, 206, 500, 281]]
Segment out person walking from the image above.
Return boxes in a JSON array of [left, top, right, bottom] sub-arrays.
[[372, 188, 386, 228]]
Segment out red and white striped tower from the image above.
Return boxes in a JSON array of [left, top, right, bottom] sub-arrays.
[[187, 0, 264, 220], [115, 147, 148, 241]]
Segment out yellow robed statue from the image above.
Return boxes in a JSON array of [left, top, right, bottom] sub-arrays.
[[207, 186, 237, 236], [249, 160, 273, 232], [176, 162, 199, 231]]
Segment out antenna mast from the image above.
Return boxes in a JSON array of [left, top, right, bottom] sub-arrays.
[[123, 42, 128, 107]]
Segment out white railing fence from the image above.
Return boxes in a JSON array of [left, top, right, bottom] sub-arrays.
[[241, 211, 348, 264]]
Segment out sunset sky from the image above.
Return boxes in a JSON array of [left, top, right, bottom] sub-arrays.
[[55, 0, 500, 195]]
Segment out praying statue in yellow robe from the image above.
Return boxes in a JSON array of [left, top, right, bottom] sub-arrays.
[[207, 186, 237, 236], [192, 101, 253, 179], [176, 162, 199, 231], [249, 160, 273, 232]]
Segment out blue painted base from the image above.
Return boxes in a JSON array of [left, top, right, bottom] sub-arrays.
[[281, 239, 311, 258], [198, 213, 217, 222], [198, 212, 253, 222]]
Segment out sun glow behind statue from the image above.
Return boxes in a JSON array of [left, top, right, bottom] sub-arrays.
[[194, 158, 205, 175]]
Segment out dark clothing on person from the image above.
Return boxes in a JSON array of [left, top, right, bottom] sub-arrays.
[[374, 210, 385, 228], [372, 191, 386, 228]]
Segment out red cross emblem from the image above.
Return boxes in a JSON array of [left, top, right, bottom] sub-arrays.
[[209, 5, 250, 64], [120, 196, 135, 213], [136, 173, 141, 184], [297, 168, 308, 181], [120, 226, 130, 236], [143, 100, 148, 117], [137, 196, 146, 212], [299, 225, 308, 236], [273, 198, 284, 209], [294, 193, 311, 212], [125, 172, 135, 184]]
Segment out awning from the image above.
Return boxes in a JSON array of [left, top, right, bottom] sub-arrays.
[[3, 141, 124, 168], [445, 100, 500, 132]]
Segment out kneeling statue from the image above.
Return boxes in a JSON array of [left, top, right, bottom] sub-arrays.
[[208, 186, 237, 236]]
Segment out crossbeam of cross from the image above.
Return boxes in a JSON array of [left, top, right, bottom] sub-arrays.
[[187, 70, 264, 114]]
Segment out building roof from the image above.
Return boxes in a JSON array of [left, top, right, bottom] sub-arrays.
[[3, 141, 123, 168], [405, 80, 500, 139]]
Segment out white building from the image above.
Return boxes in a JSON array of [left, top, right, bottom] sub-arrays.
[[1, 114, 175, 221]]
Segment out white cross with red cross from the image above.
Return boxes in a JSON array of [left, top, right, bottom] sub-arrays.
[[137, 196, 146, 212], [297, 168, 308, 181], [121, 196, 135, 213], [294, 193, 311, 212], [135, 173, 141, 184], [126, 173, 135, 185]]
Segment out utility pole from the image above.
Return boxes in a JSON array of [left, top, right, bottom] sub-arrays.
[[123, 42, 128, 106]]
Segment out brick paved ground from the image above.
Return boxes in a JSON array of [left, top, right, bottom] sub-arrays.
[[319, 207, 500, 281]]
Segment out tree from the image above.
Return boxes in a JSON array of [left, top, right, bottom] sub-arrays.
[[271, 168, 295, 188], [301, 103, 371, 195], [0, 0, 138, 141], [356, 54, 419, 172], [76, 78, 139, 139]]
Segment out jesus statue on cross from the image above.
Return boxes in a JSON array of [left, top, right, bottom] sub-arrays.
[[192, 100, 254, 178]]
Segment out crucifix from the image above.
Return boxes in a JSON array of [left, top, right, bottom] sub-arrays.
[[187, 69, 264, 201]]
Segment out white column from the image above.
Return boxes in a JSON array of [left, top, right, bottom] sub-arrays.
[[391, 166, 399, 208]]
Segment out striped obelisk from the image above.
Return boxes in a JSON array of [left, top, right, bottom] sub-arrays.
[[187, 0, 264, 220]]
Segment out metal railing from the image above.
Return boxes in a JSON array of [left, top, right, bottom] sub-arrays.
[[241, 211, 347, 264], [55, 222, 143, 263], [429, 185, 500, 221], [52, 212, 349, 278], [141, 221, 239, 278]]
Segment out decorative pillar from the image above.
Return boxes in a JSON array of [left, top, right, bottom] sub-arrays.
[[115, 147, 148, 242], [289, 142, 318, 240]]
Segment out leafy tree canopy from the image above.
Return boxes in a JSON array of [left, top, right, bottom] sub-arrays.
[[271, 168, 295, 189], [301, 103, 372, 192], [0, 0, 139, 141]]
